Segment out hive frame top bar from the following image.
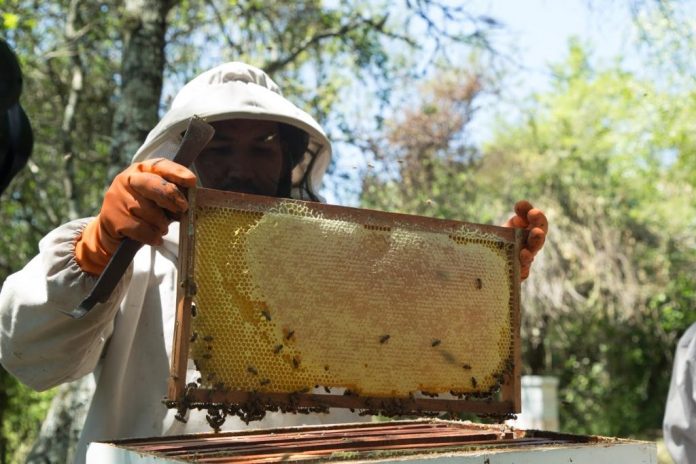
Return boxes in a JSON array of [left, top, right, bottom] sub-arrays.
[[193, 188, 517, 238], [166, 188, 523, 427]]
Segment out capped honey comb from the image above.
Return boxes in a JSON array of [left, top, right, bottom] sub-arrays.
[[167, 188, 522, 419]]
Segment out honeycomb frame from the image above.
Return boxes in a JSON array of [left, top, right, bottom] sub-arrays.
[[166, 188, 523, 420]]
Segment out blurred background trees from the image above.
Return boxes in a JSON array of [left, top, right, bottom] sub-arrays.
[[362, 40, 696, 437], [1, 0, 695, 462]]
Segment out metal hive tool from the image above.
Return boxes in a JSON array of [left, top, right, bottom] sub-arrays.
[[166, 188, 524, 425]]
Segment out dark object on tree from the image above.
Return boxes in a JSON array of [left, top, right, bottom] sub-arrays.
[[0, 38, 33, 194]]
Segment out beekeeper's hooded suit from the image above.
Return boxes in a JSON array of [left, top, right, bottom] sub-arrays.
[[664, 322, 696, 463], [0, 62, 362, 464]]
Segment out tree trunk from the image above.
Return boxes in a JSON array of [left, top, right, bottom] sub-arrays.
[[107, 0, 176, 181], [61, 0, 85, 221], [25, 375, 95, 464]]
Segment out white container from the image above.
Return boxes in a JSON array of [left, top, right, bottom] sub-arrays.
[[508, 375, 560, 431]]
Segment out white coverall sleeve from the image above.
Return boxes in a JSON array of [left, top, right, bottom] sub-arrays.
[[0, 218, 132, 391], [663, 322, 696, 464]]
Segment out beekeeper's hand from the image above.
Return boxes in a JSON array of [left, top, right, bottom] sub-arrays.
[[503, 200, 548, 280], [74, 158, 196, 275]]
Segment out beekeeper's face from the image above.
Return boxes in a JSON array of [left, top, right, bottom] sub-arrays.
[[194, 119, 285, 196]]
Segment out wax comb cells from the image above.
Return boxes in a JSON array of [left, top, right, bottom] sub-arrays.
[[186, 190, 519, 400]]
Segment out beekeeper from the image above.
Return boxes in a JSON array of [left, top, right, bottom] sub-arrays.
[[0, 62, 548, 464]]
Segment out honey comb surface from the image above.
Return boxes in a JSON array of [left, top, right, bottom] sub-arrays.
[[189, 197, 516, 398]]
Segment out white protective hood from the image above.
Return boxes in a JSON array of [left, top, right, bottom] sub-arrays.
[[132, 62, 331, 198]]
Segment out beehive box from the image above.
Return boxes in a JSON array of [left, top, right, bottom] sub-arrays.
[[87, 419, 657, 463], [166, 188, 524, 424]]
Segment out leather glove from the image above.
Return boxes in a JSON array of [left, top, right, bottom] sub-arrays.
[[75, 158, 196, 275], [503, 200, 548, 280]]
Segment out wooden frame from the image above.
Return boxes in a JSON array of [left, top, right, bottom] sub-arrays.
[[166, 188, 523, 420]]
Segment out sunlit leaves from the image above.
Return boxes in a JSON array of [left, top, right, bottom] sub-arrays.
[[360, 42, 696, 437], [2, 12, 18, 28]]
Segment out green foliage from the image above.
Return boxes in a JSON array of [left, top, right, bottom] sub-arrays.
[[0, 375, 55, 463], [361, 43, 696, 437]]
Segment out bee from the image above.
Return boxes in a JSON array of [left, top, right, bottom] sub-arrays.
[[203, 335, 213, 342], [324, 365, 330, 371], [190, 303, 197, 317], [475, 278, 483, 290], [431, 339, 441, 347], [189, 332, 198, 343], [273, 344, 283, 354], [379, 334, 390, 344], [471, 377, 478, 388], [324, 386, 331, 393], [206, 412, 225, 431], [260, 378, 270, 386], [292, 357, 300, 369], [462, 363, 472, 370], [196, 377, 203, 384], [247, 366, 258, 376], [261, 309, 271, 321], [285, 330, 295, 341]]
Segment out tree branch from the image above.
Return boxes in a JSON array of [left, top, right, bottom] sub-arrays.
[[204, 0, 244, 56], [25, 160, 61, 225], [61, 0, 85, 220], [263, 15, 414, 74]]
